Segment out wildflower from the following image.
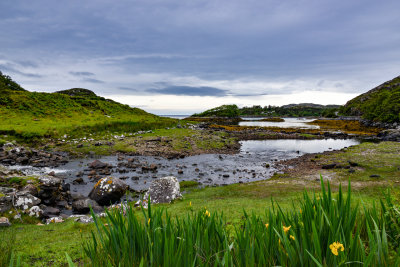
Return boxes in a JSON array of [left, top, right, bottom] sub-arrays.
[[265, 223, 269, 229], [283, 225, 291, 233], [204, 210, 210, 217], [189, 201, 192, 207], [148, 218, 151, 225], [290, 235, 295, 241], [300, 208, 302, 214], [329, 242, 344, 256]]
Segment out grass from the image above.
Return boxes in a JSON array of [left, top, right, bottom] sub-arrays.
[[53, 128, 237, 156], [1, 141, 399, 265], [0, 88, 178, 143], [316, 141, 400, 182], [82, 178, 400, 266]]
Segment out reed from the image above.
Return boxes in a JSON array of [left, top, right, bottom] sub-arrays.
[[84, 178, 400, 266]]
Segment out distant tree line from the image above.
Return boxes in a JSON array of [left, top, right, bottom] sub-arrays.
[[192, 104, 339, 118]]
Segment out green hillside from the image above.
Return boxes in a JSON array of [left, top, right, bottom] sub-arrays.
[[191, 104, 240, 117], [340, 75, 400, 123], [0, 72, 177, 140]]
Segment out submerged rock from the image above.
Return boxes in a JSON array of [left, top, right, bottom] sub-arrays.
[[88, 177, 128, 206], [137, 176, 182, 208]]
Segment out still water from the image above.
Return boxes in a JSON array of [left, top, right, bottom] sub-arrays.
[[239, 117, 319, 129]]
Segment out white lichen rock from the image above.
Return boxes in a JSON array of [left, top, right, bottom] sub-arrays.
[[138, 176, 182, 208]]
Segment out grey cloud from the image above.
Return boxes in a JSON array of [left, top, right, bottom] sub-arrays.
[[118, 87, 137, 91], [70, 71, 95, 77], [81, 78, 104, 84], [147, 86, 229, 97], [0, 64, 42, 78]]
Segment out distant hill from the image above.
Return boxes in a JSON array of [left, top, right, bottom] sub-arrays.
[[191, 105, 240, 118], [281, 103, 340, 109], [191, 103, 339, 118], [340, 76, 400, 123], [0, 71, 176, 140]]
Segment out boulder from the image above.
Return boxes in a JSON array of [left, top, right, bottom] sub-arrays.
[[88, 177, 128, 206], [138, 176, 182, 208], [37, 175, 63, 205], [14, 191, 41, 210], [89, 160, 111, 169], [42, 206, 60, 218], [72, 198, 103, 214], [0, 187, 16, 212]]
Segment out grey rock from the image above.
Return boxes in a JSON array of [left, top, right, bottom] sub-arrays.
[[42, 206, 60, 218], [137, 176, 182, 208], [14, 191, 41, 210], [88, 177, 128, 206], [89, 160, 111, 169], [28, 206, 43, 217], [73, 198, 103, 214]]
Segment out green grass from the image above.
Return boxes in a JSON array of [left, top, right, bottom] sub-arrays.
[[317, 141, 400, 182], [81, 179, 400, 266], [0, 88, 178, 142], [53, 128, 236, 156]]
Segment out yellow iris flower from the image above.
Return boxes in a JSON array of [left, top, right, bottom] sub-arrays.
[[329, 241, 344, 256]]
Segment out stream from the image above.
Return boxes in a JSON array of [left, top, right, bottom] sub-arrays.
[[10, 138, 360, 196]]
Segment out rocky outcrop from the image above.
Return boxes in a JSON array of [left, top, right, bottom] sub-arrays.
[[137, 176, 182, 208], [88, 177, 128, 206], [377, 129, 400, 141]]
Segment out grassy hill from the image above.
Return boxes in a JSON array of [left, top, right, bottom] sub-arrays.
[[340, 75, 400, 123], [191, 104, 240, 118], [0, 72, 177, 141]]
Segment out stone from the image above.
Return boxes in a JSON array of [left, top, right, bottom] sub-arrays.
[[348, 161, 359, 167], [72, 198, 103, 214], [46, 216, 64, 224], [0, 187, 16, 212], [28, 206, 43, 217], [88, 177, 128, 206], [0, 217, 11, 227], [22, 184, 38, 196], [89, 160, 110, 169], [42, 206, 60, 218], [14, 191, 41, 210], [322, 163, 336, 169], [73, 177, 84, 184], [370, 174, 381, 178], [70, 215, 94, 223], [137, 176, 182, 208]]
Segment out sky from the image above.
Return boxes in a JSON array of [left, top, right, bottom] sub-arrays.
[[0, 0, 399, 114]]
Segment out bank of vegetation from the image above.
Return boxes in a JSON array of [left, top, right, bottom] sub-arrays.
[[0, 72, 177, 142], [191, 104, 339, 118], [340, 75, 400, 123]]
